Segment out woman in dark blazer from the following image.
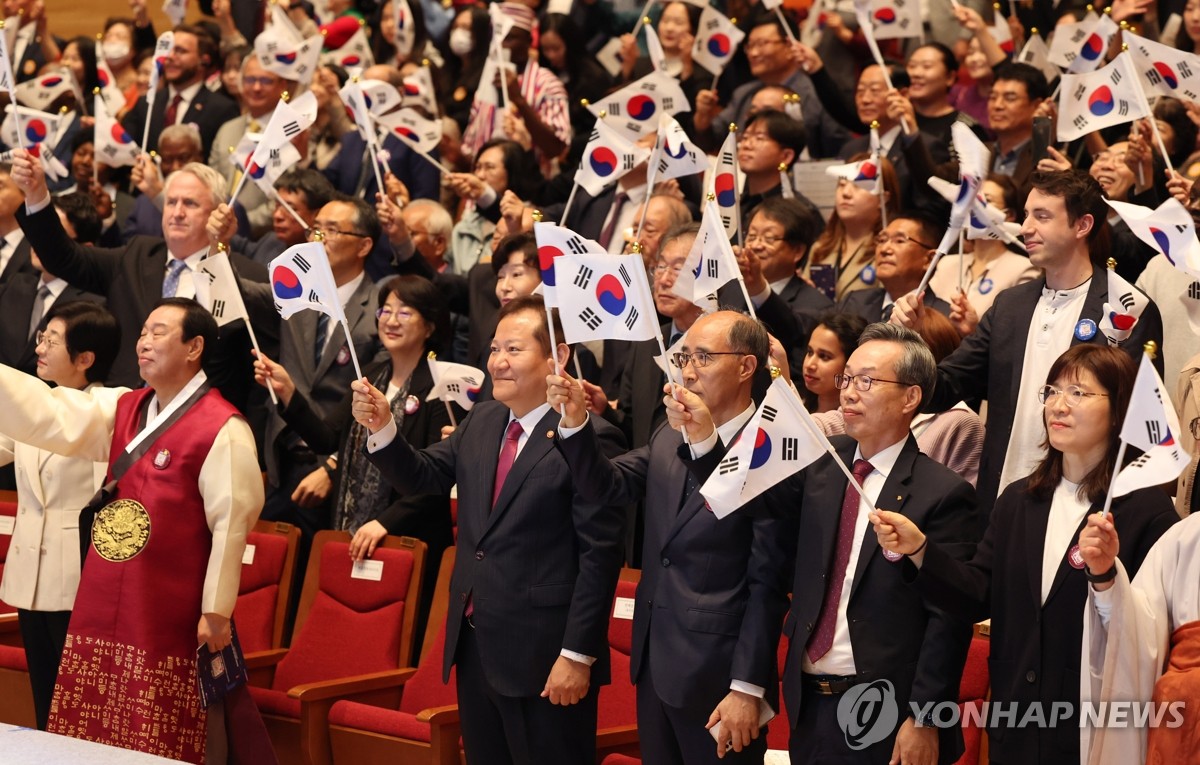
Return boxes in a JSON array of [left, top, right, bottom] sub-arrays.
[[871, 344, 1178, 765], [255, 275, 463, 627]]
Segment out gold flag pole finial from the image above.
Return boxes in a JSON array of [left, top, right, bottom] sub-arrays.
[[1144, 341, 1157, 360]]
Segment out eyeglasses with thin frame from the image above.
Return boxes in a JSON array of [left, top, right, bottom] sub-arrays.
[[308, 226, 369, 242], [1037, 384, 1109, 407], [653, 261, 684, 276], [745, 37, 785, 52], [834, 373, 914, 392], [874, 232, 934, 249], [745, 232, 785, 247], [35, 330, 62, 349], [376, 307, 418, 322], [671, 351, 743, 368]]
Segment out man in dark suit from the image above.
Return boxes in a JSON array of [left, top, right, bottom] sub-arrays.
[[9, 150, 268, 412], [0, 166, 33, 286], [0, 193, 105, 376], [988, 63, 1048, 196], [892, 170, 1164, 509], [551, 310, 795, 763], [838, 214, 953, 324], [120, 25, 240, 158], [351, 295, 626, 764], [763, 322, 980, 764]]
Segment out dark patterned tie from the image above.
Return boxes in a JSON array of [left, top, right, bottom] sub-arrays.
[[807, 458, 875, 662]]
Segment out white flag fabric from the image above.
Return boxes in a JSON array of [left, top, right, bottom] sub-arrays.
[[1099, 265, 1149, 347], [339, 79, 380, 146], [945, 121, 989, 231], [241, 97, 312, 187], [644, 24, 669, 74], [14, 67, 73, 110], [0, 15, 16, 94], [402, 66, 439, 116], [93, 92, 140, 167], [426, 358, 485, 411], [671, 200, 740, 310], [162, 0, 187, 27], [652, 331, 688, 375], [393, 0, 417, 59], [375, 107, 442, 154], [359, 78, 403, 115], [235, 134, 302, 195], [268, 242, 344, 321], [96, 57, 125, 112], [0, 106, 61, 152], [1105, 197, 1200, 280], [1123, 31, 1200, 102], [322, 25, 374, 72], [655, 115, 710, 181], [573, 119, 650, 196], [826, 158, 881, 193], [587, 70, 691, 141], [862, 0, 921, 41], [552, 251, 659, 343], [267, 3, 304, 44], [195, 252, 252, 328], [147, 32, 175, 98], [692, 6, 746, 76], [927, 176, 1020, 244], [255, 30, 323, 85], [1017, 33, 1061, 85], [1065, 13, 1119, 74], [700, 377, 826, 518], [1057, 53, 1148, 143], [534, 222, 607, 303], [711, 130, 740, 240], [1113, 355, 1190, 497], [991, 7, 1014, 55]]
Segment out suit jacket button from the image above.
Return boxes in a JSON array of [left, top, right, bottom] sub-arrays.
[[460, 593, 468, 602], [1025, 670, 1037, 683], [661, 557, 670, 567], [475, 550, 484, 560]]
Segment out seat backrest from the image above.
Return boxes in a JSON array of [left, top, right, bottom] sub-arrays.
[[959, 634, 990, 702], [0, 493, 18, 616], [398, 548, 459, 715], [273, 531, 426, 691], [234, 520, 300, 653], [598, 568, 640, 730]]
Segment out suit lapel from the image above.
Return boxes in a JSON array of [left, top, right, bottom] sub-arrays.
[[662, 428, 716, 547], [848, 438, 916, 602], [1074, 264, 1107, 348], [141, 249, 166, 310], [485, 409, 560, 535]]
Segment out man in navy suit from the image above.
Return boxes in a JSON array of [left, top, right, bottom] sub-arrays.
[[352, 295, 626, 764], [551, 310, 794, 763]]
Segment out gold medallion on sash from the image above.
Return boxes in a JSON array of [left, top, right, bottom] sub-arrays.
[[92, 499, 151, 562]]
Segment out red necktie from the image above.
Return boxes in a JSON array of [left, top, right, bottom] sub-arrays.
[[491, 420, 523, 509], [598, 191, 628, 250], [807, 458, 875, 663], [164, 92, 184, 127]]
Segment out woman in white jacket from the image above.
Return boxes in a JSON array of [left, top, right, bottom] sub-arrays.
[[0, 301, 124, 730]]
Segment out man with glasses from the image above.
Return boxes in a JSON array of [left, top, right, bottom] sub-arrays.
[[987, 63, 1047, 192], [839, 214, 952, 323], [550, 310, 794, 763], [752, 322, 979, 764], [735, 109, 821, 232], [892, 170, 1163, 510], [206, 168, 337, 266]]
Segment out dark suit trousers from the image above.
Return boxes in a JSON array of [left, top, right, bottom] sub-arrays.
[[18, 608, 71, 730], [636, 647, 767, 765], [789, 692, 895, 765], [456, 619, 598, 765]]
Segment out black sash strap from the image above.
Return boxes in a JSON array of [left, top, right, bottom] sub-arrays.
[[78, 382, 213, 565]]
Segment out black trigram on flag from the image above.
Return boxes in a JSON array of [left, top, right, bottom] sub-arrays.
[[619, 264, 632, 285], [662, 97, 675, 111], [718, 455, 740, 475], [644, 82, 658, 92], [707, 260, 719, 279], [1118, 101, 1130, 116], [607, 102, 622, 116], [782, 437, 799, 461], [1072, 83, 1087, 100], [1181, 61, 1194, 78], [101, 145, 118, 158], [1111, 67, 1123, 85], [1118, 291, 1136, 311], [212, 299, 226, 318], [720, 150, 734, 164], [264, 41, 279, 53], [281, 120, 302, 138], [762, 405, 778, 422], [566, 236, 589, 254], [307, 290, 322, 303], [574, 265, 594, 289], [1188, 282, 1200, 299], [293, 254, 312, 272], [447, 382, 460, 393], [624, 307, 640, 330], [1147, 68, 1164, 86], [622, 154, 636, 170], [720, 213, 734, 228], [1147, 420, 1162, 444], [1073, 115, 1088, 130], [587, 129, 600, 142], [704, 17, 720, 31], [579, 307, 602, 330]]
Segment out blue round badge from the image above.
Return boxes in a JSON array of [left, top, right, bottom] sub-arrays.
[[861, 265, 876, 285], [1074, 318, 1098, 341], [978, 277, 994, 295]]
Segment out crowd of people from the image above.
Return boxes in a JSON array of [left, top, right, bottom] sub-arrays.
[[2, 0, 1200, 763]]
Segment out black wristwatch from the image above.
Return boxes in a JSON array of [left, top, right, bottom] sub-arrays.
[[1085, 564, 1118, 584]]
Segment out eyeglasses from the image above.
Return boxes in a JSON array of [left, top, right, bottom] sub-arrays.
[[745, 232, 785, 247], [242, 76, 281, 88], [671, 351, 742, 368], [1092, 151, 1128, 165], [308, 226, 369, 242], [745, 37, 785, 52], [653, 262, 684, 276], [834, 373, 914, 391], [376, 307, 417, 322], [34, 331, 62, 349], [874, 232, 934, 249], [1037, 384, 1109, 407]]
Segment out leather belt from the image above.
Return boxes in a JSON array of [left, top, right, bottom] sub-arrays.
[[801, 672, 859, 695]]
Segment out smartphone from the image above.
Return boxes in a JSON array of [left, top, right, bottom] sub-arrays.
[[810, 264, 836, 303], [1032, 116, 1052, 165]]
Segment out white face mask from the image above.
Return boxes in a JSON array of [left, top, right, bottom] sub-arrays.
[[449, 29, 473, 57], [102, 41, 131, 63]]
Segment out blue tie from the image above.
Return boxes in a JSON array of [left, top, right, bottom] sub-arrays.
[[162, 259, 188, 298]]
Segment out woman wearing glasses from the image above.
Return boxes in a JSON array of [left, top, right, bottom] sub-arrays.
[[254, 276, 461, 629], [869, 344, 1177, 765]]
